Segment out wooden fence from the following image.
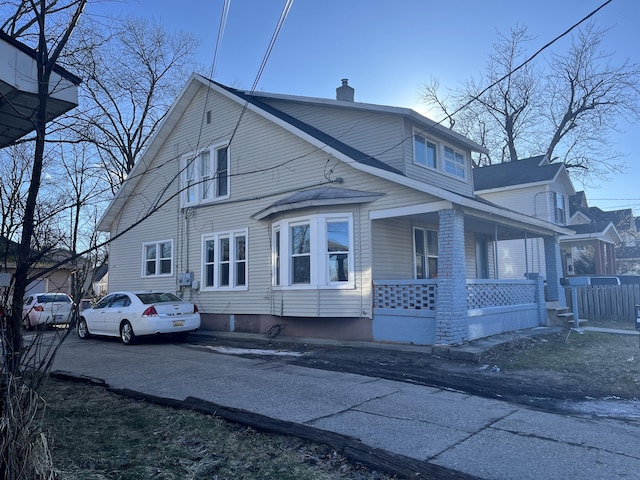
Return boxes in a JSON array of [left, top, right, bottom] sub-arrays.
[[570, 285, 640, 322]]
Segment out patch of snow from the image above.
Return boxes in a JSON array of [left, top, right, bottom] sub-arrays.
[[205, 346, 307, 357]]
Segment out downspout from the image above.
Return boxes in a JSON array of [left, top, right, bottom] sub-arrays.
[[524, 230, 529, 277], [494, 223, 499, 279]]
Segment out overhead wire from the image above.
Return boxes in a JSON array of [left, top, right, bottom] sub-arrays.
[[227, 0, 294, 147], [84, 0, 616, 267]]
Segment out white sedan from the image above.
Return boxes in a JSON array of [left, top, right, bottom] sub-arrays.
[[23, 293, 74, 330], [78, 291, 201, 345]]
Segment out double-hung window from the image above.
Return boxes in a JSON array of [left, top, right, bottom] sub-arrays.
[[272, 214, 354, 288], [183, 144, 229, 206], [551, 191, 566, 224], [142, 240, 173, 277], [444, 146, 465, 178], [414, 134, 437, 168], [201, 229, 247, 290], [413, 227, 438, 279], [413, 131, 467, 180]]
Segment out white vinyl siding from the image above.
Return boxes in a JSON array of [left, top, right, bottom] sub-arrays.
[[107, 81, 482, 318], [262, 100, 406, 174]]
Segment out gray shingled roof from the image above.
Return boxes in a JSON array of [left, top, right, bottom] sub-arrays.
[[213, 82, 404, 176], [473, 155, 563, 191], [253, 187, 384, 220]]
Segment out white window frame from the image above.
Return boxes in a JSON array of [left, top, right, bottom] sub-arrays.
[[443, 145, 466, 179], [182, 143, 230, 207], [552, 191, 566, 225], [413, 132, 437, 169], [272, 213, 354, 289], [413, 129, 467, 180], [201, 229, 248, 291], [412, 227, 438, 279], [142, 239, 174, 278]]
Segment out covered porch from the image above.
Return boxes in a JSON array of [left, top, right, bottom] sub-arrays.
[[369, 202, 571, 345]]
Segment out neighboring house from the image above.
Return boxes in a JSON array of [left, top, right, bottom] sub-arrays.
[[0, 29, 80, 147], [97, 74, 571, 346], [474, 156, 620, 278], [566, 192, 621, 276], [1, 30, 80, 296], [92, 264, 109, 296], [0, 237, 78, 296]]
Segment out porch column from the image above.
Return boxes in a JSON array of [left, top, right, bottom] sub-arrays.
[[436, 209, 468, 345], [544, 235, 566, 307]]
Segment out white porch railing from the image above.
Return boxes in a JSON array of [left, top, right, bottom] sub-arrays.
[[373, 279, 537, 311], [373, 280, 437, 310], [466, 279, 537, 310]]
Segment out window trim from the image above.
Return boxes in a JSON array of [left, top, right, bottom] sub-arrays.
[[443, 145, 466, 179], [200, 229, 248, 291], [413, 132, 437, 169], [181, 143, 230, 207], [272, 213, 354, 290], [412, 227, 438, 279], [412, 130, 467, 181], [141, 239, 174, 278]]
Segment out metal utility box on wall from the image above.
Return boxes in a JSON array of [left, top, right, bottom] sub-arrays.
[[178, 272, 193, 287]]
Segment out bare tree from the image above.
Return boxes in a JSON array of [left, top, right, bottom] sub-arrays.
[[68, 16, 199, 192], [0, 1, 86, 478], [421, 22, 640, 181]]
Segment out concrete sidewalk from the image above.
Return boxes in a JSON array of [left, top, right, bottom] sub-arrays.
[[51, 333, 640, 480]]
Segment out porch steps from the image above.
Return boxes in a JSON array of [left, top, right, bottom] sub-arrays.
[[546, 306, 587, 327]]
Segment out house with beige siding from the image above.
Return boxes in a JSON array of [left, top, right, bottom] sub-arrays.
[[97, 74, 571, 345]]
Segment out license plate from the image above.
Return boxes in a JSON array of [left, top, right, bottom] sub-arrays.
[[173, 320, 185, 327]]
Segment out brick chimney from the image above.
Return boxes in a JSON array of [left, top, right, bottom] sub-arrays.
[[336, 78, 354, 102]]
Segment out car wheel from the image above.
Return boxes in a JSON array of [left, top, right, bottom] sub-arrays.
[[120, 321, 136, 345], [77, 318, 91, 339]]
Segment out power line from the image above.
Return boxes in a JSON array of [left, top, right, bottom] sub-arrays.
[[228, 0, 294, 147]]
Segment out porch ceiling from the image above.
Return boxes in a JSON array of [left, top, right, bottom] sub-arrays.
[[464, 215, 545, 240]]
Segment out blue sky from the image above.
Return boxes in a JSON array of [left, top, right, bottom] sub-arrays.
[[94, 0, 639, 213]]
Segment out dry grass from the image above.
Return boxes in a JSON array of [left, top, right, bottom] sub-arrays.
[[41, 379, 395, 480], [482, 330, 640, 398]]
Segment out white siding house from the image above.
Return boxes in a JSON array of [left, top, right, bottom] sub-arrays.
[[474, 156, 620, 279], [98, 75, 571, 345]]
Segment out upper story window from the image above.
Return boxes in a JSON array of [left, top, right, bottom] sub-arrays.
[[551, 191, 566, 225], [413, 131, 467, 180], [201, 229, 247, 290], [414, 134, 437, 168], [444, 146, 465, 178], [142, 240, 173, 277], [272, 214, 354, 289], [182, 144, 229, 206]]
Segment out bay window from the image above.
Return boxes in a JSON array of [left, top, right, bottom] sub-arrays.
[[273, 214, 354, 288]]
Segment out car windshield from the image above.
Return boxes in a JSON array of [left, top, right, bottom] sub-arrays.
[[135, 292, 183, 304], [36, 294, 71, 303]]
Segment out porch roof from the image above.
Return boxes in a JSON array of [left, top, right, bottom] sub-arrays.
[[252, 186, 384, 220], [560, 221, 621, 245], [0, 30, 80, 147]]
